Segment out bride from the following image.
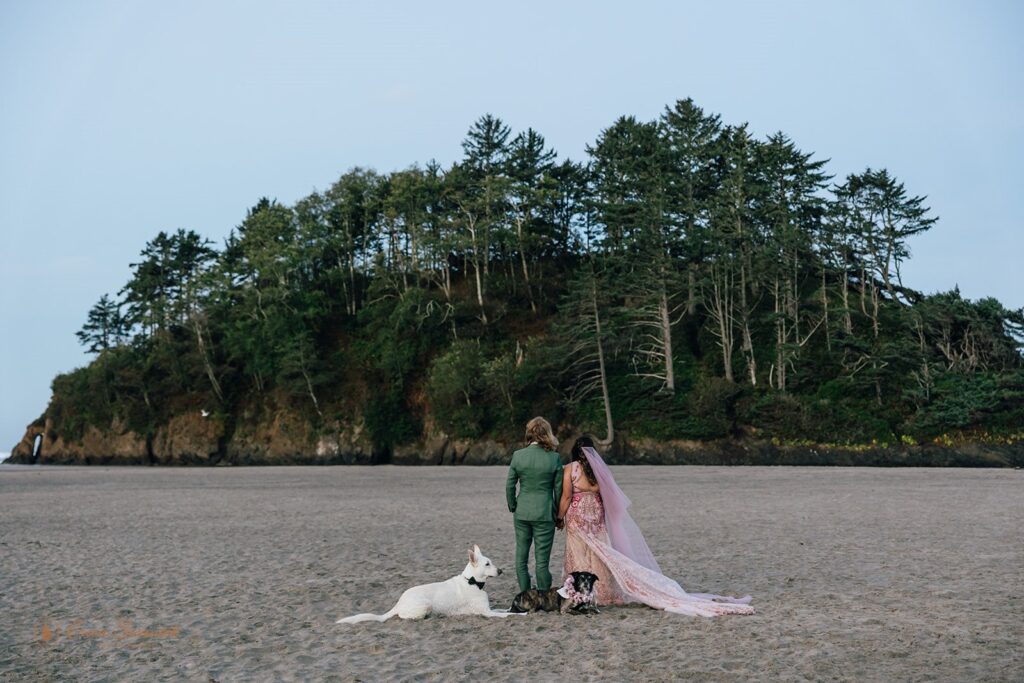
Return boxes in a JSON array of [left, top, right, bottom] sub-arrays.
[[556, 435, 754, 617]]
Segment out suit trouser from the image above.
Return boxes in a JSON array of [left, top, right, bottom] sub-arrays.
[[513, 518, 556, 591]]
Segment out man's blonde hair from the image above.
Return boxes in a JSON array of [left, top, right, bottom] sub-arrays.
[[525, 416, 558, 452]]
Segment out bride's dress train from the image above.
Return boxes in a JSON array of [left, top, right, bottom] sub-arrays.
[[563, 453, 754, 617]]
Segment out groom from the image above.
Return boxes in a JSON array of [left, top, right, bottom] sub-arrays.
[[505, 416, 563, 592]]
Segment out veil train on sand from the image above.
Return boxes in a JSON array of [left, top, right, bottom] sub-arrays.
[[580, 446, 754, 616]]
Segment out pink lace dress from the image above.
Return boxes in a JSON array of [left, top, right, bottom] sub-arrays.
[[563, 467, 627, 605], [562, 461, 754, 617]]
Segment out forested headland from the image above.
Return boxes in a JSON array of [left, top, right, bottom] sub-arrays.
[[10, 99, 1024, 466]]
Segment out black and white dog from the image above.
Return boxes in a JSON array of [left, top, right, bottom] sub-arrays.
[[336, 545, 520, 623], [509, 571, 601, 614]]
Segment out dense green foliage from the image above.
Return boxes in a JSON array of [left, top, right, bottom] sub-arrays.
[[62, 99, 1024, 450]]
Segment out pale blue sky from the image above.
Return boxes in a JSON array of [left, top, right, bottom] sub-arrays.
[[1, 0, 1022, 452]]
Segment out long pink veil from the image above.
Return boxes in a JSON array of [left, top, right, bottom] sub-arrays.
[[581, 445, 752, 606], [581, 446, 661, 573]]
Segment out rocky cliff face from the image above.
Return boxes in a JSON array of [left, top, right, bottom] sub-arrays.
[[7, 410, 375, 466], [10, 416, 149, 465], [8, 409, 1024, 467]]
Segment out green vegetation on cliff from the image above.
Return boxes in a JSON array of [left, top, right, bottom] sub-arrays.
[[33, 100, 1024, 458]]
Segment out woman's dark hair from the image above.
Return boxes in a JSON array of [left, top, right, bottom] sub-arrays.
[[571, 435, 598, 487]]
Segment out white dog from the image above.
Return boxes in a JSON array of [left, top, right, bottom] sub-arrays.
[[336, 545, 519, 623]]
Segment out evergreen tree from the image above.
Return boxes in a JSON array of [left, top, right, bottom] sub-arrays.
[[76, 294, 127, 353]]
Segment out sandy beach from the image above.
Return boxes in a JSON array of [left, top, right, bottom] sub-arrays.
[[1, 465, 1021, 682]]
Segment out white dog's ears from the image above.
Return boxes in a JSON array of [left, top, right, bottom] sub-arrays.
[[468, 547, 477, 564], [473, 544, 482, 556]]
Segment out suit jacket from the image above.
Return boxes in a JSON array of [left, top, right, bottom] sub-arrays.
[[505, 443, 563, 523]]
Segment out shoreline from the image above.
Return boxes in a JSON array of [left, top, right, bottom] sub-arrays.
[[6, 437, 1023, 468], [5, 454, 1022, 468]]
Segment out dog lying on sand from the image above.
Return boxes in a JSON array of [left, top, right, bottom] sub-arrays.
[[336, 545, 520, 623], [510, 571, 600, 614]]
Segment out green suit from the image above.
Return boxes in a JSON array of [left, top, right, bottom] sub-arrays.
[[505, 443, 563, 591]]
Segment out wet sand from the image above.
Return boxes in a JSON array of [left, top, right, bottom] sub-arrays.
[[1, 465, 1021, 681]]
